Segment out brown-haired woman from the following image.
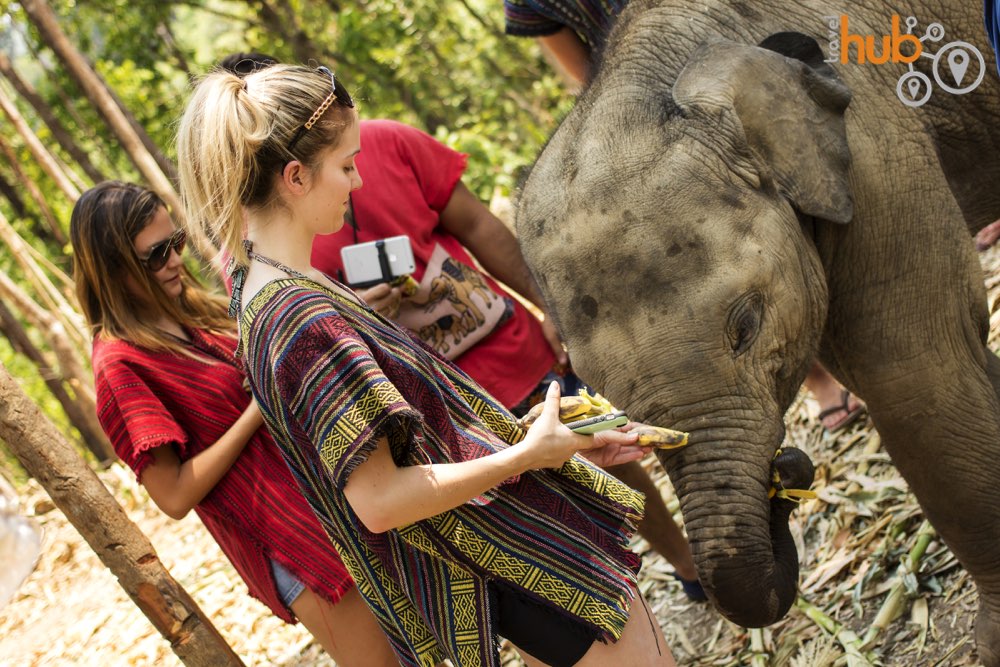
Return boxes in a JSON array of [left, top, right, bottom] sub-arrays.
[[177, 64, 676, 667], [70, 181, 397, 666]]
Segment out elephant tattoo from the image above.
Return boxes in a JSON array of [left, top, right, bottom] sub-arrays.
[[441, 259, 495, 306], [416, 264, 487, 330], [515, 1, 1000, 663], [417, 314, 473, 355]]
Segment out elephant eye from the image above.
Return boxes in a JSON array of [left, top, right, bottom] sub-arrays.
[[726, 291, 764, 356]]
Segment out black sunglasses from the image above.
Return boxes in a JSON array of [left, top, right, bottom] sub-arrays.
[[286, 66, 355, 155], [138, 228, 187, 272]]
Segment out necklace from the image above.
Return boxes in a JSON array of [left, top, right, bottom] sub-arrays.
[[243, 240, 369, 310], [247, 247, 309, 280]]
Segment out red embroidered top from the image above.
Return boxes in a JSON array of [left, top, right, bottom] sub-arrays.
[[92, 328, 353, 622]]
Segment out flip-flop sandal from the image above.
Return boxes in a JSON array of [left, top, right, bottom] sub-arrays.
[[817, 389, 865, 434]]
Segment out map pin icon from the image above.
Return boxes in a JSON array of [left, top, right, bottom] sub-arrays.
[[907, 77, 921, 99], [948, 49, 969, 86]]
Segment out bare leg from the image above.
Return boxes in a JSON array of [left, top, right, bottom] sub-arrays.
[[605, 460, 697, 581], [289, 586, 397, 667], [803, 360, 864, 431]]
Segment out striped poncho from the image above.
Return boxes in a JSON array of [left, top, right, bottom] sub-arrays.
[[240, 277, 645, 667]]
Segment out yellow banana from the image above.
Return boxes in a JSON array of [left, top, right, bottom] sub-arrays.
[[390, 274, 420, 297], [578, 388, 615, 413], [518, 395, 595, 428], [633, 425, 689, 449]]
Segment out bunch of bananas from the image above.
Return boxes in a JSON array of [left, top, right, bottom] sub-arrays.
[[516, 389, 689, 449]]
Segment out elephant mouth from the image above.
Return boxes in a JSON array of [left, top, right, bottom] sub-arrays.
[[770, 447, 816, 500]]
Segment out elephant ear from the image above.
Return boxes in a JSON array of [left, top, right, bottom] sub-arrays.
[[673, 34, 854, 223]]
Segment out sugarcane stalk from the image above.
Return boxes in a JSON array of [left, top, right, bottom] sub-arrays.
[[749, 628, 768, 667], [861, 520, 935, 648], [845, 432, 882, 495], [796, 597, 875, 667]]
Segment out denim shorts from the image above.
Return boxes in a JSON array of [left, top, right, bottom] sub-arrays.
[[270, 559, 306, 608]]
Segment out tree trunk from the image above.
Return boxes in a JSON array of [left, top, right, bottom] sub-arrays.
[[0, 362, 244, 666], [0, 85, 82, 207], [0, 170, 28, 218], [18, 0, 217, 260], [0, 132, 64, 245], [0, 300, 114, 464], [0, 50, 106, 184]]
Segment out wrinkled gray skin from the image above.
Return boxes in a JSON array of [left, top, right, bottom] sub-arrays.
[[516, 1, 1000, 663]]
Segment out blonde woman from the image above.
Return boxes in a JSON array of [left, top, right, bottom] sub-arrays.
[[70, 181, 396, 666], [177, 64, 676, 667]]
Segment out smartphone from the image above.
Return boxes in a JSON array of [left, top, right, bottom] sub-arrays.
[[341, 235, 416, 288], [566, 411, 629, 434]]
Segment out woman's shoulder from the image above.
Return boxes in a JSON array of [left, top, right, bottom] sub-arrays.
[[243, 278, 341, 318], [241, 279, 355, 344], [92, 334, 148, 365]]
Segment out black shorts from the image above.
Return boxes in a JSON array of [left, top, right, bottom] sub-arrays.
[[488, 579, 599, 666]]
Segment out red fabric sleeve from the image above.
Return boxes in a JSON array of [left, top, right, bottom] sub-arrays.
[[93, 343, 189, 479]]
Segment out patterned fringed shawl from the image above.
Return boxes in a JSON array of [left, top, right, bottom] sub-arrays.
[[240, 278, 645, 667]]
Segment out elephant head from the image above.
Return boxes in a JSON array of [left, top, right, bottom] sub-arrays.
[[517, 34, 852, 626]]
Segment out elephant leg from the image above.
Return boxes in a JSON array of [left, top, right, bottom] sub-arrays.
[[837, 321, 1000, 666], [604, 460, 698, 582]]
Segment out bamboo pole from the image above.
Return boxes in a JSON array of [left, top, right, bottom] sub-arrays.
[[0, 210, 88, 357], [748, 627, 769, 667], [0, 132, 63, 244], [0, 299, 113, 463], [18, 0, 217, 261], [0, 269, 94, 408], [0, 50, 106, 184], [795, 597, 875, 667], [0, 84, 81, 204], [0, 361, 244, 666], [860, 521, 936, 648]]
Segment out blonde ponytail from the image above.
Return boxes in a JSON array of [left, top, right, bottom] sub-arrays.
[[177, 65, 354, 268]]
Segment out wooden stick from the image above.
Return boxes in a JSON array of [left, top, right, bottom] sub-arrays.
[[0, 361, 244, 666]]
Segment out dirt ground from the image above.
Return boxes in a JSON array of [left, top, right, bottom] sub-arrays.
[[4, 248, 1000, 666]]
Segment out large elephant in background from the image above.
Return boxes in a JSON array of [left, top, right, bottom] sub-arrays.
[[515, 0, 1000, 663]]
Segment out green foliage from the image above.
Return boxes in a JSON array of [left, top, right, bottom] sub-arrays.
[[0, 0, 575, 464]]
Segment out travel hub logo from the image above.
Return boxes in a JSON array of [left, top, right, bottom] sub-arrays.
[[823, 14, 985, 107]]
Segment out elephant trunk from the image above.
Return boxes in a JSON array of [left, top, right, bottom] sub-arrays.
[[669, 446, 814, 627]]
